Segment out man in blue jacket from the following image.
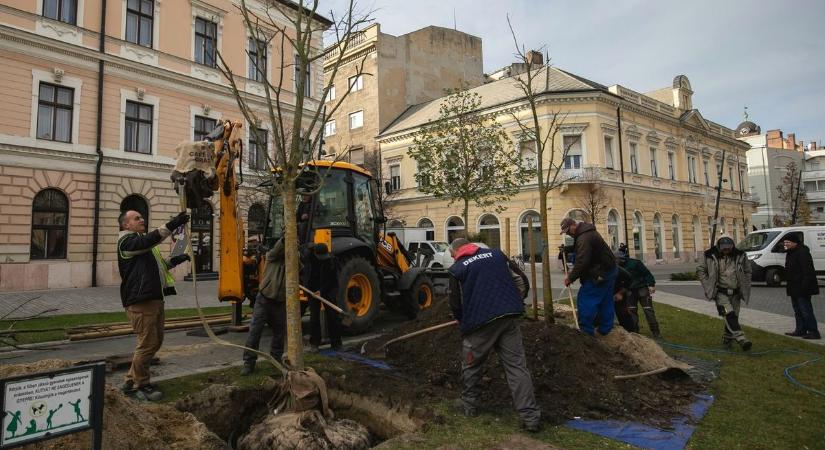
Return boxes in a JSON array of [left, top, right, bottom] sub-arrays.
[[448, 238, 541, 432]]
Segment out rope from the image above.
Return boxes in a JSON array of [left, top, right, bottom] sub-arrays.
[[658, 339, 825, 397]]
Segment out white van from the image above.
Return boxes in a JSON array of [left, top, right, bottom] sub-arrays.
[[407, 241, 454, 268], [739, 226, 825, 286]]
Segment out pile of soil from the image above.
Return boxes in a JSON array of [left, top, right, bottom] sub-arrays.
[[0, 360, 225, 450], [359, 301, 701, 426]]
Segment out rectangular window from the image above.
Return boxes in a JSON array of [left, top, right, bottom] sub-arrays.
[[390, 164, 400, 190], [124, 100, 153, 154], [42, 0, 77, 25], [687, 156, 697, 183], [703, 159, 710, 185], [716, 163, 722, 186], [349, 147, 364, 165], [649, 147, 658, 177], [36, 82, 74, 143], [248, 38, 267, 81], [563, 134, 582, 170], [349, 110, 363, 129], [194, 17, 217, 67], [739, 169, 745, 192], [667, 152, 675, 180], [324, 120, 336, 137], [248, 127, 268, 169], [630, 142, 639, 174], [126, 0, 154, 48], [325, 84, 336, 103], [728, 166, 735, 190], [348, 74, 363, 92], [418, 163, 430, 187], [520, 140, 537, 168], [294, 55, 311, 97], [194, 115, 217, 141], [604, 136, 614, 169]]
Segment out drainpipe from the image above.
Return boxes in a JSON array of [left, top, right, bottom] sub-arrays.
[[91, 0, 107, 286], [616, 106, 630, 250]]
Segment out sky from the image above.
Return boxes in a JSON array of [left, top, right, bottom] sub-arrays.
[[324, 0, 825, 144]]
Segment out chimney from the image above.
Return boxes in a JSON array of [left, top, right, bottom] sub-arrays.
[[810, 141, 817, 151], [786, 133, 796, 150], [766, 129, 783, 148], [526, 50, 543, 66]]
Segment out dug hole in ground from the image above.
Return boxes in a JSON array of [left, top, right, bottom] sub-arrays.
[[1, 299, 703, 449]]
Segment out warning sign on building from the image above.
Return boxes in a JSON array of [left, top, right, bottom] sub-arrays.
[[1, 363, 105, 449]]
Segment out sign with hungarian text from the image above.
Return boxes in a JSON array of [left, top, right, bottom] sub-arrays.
[[1, 363, 105, 449]]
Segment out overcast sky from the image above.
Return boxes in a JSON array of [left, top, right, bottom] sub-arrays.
[[325, 0, 825, 145]]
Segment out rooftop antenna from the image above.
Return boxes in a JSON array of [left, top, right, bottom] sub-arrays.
[[453, 8, 457, 30]]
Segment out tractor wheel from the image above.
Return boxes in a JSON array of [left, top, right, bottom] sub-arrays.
[[401, 276, 435, 319], [337, 256, 381, 334]]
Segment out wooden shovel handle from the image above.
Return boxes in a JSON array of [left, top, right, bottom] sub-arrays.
[[382, 320, 459, 349], [299, 284, 346, 314]]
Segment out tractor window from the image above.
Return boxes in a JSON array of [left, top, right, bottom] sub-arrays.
[[314, 170, 349, 228], [354, 173, 376, 241]]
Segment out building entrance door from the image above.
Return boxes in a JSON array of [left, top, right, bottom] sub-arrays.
[[191, 203, 213, 274]]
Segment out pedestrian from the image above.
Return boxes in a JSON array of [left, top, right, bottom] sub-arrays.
[[616, 251, 660, 337], [306, 243, 343, 352], [612, 253, 636, 332], [241, 238, 287, 375], [697, 234, 753, 351], [782, 234, 821, 340], [117, 210, 190, 401], [561, 218, 619, 336], [448, 238, 541, 432]]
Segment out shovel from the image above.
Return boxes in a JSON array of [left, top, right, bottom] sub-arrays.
[[561, 252, 580, 330], [299, 285, 355, 327], [360, 320, 459, 358]]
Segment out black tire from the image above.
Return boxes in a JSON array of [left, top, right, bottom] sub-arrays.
[[401, 276, 435, 319], [765, 268, 783, 287], [337, 256, 381, 334]]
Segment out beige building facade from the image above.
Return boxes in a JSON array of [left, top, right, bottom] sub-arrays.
[[322, 23, 483, 167], [378, 67, 755, 265], [0, 0, 329, 291]]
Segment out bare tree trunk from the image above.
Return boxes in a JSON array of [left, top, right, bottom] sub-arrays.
[[282, 184, 304, 369], [462, 199, 470, 239], [539, 192, 555, 323]]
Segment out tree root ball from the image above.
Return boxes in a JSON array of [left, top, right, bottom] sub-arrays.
[[238, 410, 370, 450]]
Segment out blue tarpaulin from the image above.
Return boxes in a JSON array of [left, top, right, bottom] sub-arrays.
[[319, 349, 393, 370], [566, 394, 715, 450]]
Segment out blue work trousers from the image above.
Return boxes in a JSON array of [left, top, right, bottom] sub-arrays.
[[576, 267, 618, 336]]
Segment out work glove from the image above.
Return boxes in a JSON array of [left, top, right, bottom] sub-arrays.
[[169, 254, 190, 267], [166, 212, 190, 231]]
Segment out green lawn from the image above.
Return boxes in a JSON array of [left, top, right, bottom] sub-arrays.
[[0, 306, 249, 345]]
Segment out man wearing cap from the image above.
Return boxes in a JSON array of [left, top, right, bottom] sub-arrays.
[[448, 238, 541, 432], [782, 233, 821, 340], [697, 234, 752, 350], [306, 243, 343, 351], [561, 218, 619, 336]]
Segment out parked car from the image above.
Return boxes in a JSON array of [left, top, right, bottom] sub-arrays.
[[407, 241, 454, 268], [740, 226, 825, 286]]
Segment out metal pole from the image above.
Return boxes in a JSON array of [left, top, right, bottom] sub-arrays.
[[527, 216, 538, 320], [616, 106, 630, 252], [711, 148, 727, 242]]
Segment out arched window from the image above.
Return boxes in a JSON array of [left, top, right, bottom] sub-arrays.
[[387, 219, 404, 228], [478, 214, 501, 249], [247, 203, 267, 240], [671, 214, 682, 259], [653, 213, 663, 260], [120, 194, 149, 229], [31, 188, 69, 260], [632, 211, 644, 259], [692, 215, 701, 255], [445, 216, 465, 243], [519, 211, 542, 262], [607, 210, 620, 250], [417, 218, 435, 240], [719, 217, 726, 238]]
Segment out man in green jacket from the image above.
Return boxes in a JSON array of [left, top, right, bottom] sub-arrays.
[[241, 238, 286, 375], [616, 251, 660, 337]]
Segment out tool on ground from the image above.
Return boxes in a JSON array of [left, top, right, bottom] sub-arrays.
[[560, 252, 580, 329], [298, 285, 355, 327], [360, 319, 458, 357]]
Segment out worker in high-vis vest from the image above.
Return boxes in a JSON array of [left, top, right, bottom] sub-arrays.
[[117, 209, 190, 401]]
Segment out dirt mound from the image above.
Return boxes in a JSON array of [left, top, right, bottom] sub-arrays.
[[238, 409, 370, 450], [2, 360, 225, 450], [368, 300, 700, 426]]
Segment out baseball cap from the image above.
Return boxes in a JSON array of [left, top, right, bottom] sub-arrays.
[[559, 217, 576, 234]]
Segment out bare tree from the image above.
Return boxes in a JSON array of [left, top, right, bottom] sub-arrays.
[[214, 0, 373, 369], [507, 17, 580, 324], [577, 184, 609, 224], [774, 161, 810, 226]]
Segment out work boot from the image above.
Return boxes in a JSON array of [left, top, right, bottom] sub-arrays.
[[452, 398, 478, 418], [131, 385, 163, 402], [240, 364, 255, 376], [120, 380, 135, 394], [785, 330, 805, 337], [739, 339, 752, 351], [520, 420, 542, 433], [803, 333, 822, 340]]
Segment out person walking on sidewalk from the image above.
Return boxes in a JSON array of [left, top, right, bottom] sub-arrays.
[[616, 251, 660, 337], [118, 210, 190, 401], [448, 238, 541, 432], [697, 234, 753, 351], [241, 238, 287, 375], [782, 234, 821, 340], [561, 218, 619, 336], [305, 243, 343, 352]]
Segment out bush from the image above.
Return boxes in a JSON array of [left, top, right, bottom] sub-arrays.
[[670, 271, 698, 281]]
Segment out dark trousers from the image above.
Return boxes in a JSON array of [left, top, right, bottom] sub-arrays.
[[614, 295, 637, 332], [460, 317, 540, 426], [791, 295, 820, 337], [243, 294, 286, 366], [627, 286, 660, 335], [309, 296, 342, 348]]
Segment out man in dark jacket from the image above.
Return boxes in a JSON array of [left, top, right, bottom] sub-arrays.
[[617, 252, 660, 337], [612, 253, 636, 332], [561, 218, 618, 336], [697, 235, 752, 350], [306, 243, 343, 351], [118, 209, 190, 401], [783, 234, 821, 340], [448, 238, 541, 432], [241, 238, 287, 375]]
